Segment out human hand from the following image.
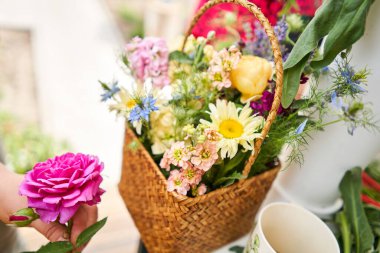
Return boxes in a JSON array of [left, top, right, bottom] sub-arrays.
[[0, 164, 98, 251]]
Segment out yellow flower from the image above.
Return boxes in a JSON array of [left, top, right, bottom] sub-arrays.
[[150, 106, 176, 155], [200, 100, 264, 159], [230, 55, 273, 103]]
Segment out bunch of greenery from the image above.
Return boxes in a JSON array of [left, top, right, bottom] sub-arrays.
[[0, 111, 68, 174], [335, 160, 380, 253]]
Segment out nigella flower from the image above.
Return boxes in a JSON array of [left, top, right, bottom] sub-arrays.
[[143, 96, 159, 113], [331, 91, 348, 112], [295, 119, 308, 135], [333, 59, 368, 98], [100, 82, 120, 102], [340, 64, 366, 94], [128, 95, 159, 123]]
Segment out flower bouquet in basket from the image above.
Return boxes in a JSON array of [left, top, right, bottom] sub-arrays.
[[101, 0, 377, 252]]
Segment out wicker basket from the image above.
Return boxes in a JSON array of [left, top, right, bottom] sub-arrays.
[[119, 0, 284, 252]]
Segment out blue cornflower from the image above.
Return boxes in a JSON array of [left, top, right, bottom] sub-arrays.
[[101, 82, 120, 102], [295, 119, 308, 135]]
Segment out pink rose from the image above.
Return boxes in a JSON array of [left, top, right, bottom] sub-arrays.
[[19, 153, 105, 224]]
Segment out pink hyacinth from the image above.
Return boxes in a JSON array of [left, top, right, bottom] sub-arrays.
[[191, 141, 218, 172], [167, 170, 190, 195], [19, 153, 105, 224], [125, 37, 170, 88]]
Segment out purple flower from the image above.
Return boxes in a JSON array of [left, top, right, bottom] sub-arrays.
[[246, 18, 288, 61], [250, 90, 285, 116], [274, 16, 288, 42], [125, 37, 170, 88], [19, 153, 105, 224]]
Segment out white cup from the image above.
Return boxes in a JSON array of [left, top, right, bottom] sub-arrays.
[[245, 202, 339, 253]]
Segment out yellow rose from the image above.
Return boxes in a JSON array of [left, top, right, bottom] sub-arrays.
[[230, 55, 273, 103]]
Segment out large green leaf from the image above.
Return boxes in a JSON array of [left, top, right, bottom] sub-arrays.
[[339, 167, 374, 253], [311, 0, 375, 69], [281, 54, 310, 108], [365, 159, 380, 182], [76, 217, 107, 248], [336, 211, 352, 253], [21, 241, 73, 253], [281, 0, 374, 107], [284, 0, 342, 69]]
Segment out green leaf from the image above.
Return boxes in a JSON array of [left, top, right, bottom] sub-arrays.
[[311, 0, 375, 69], [169, 50, 193, 64], [76, 217, 107, 248], [284, 0, 342, 70], [217, 151, 247, 178], [339, 167, 374, 253], [365, 160, 380, 183], [282, 54, 309, 108], [99, 81, 110, 91], [281, 0, 374, 107], [336, 211, 352, 253], [21, 241, 73, 253], [229, 245, 244, 253], [213, 171, 245, 187], [365, 206, 380, 237]]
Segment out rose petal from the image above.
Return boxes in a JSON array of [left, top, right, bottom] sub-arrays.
[[39, 187, 67, 194], [59, 205, 79, 224], [43, 196, 62, 204], [36, 209, 59, 223], [62, 189, 81, 200], [28, 198, 57, 210], [19, 184, 41, 198]]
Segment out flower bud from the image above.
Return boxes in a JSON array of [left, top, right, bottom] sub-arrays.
[[207, 31, 216, 40], [224, 12, 237, 26], [197, 135, 206, 143], [286, 14, 304, 33], [9, 208, 39, 227], [230, 55, 273, 103]]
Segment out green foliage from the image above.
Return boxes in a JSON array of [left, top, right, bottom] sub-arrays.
[[229, 245, 244, 253], [0, 111, 69, 174], [282, 0, 374, 107], [118, 7, 144, 38], [366, 160, 380, 183], [169, 51, 193, 64], [76, 217, 107, 248], [339, 167, 374, 253], [22, 241, 73, 253]]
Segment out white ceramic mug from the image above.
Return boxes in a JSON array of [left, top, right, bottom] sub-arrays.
[[245, 202, 339, 253]]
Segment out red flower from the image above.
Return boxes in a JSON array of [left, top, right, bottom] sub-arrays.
[[191, 0, 283, 41]]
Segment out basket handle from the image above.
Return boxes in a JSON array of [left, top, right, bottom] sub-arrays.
[[181, 0, 283, 178]]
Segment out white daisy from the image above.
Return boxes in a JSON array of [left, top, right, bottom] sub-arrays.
[[200, 100, 264, 159]]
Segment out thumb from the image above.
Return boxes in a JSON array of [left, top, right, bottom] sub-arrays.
[[31, 219, 69, 242]]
